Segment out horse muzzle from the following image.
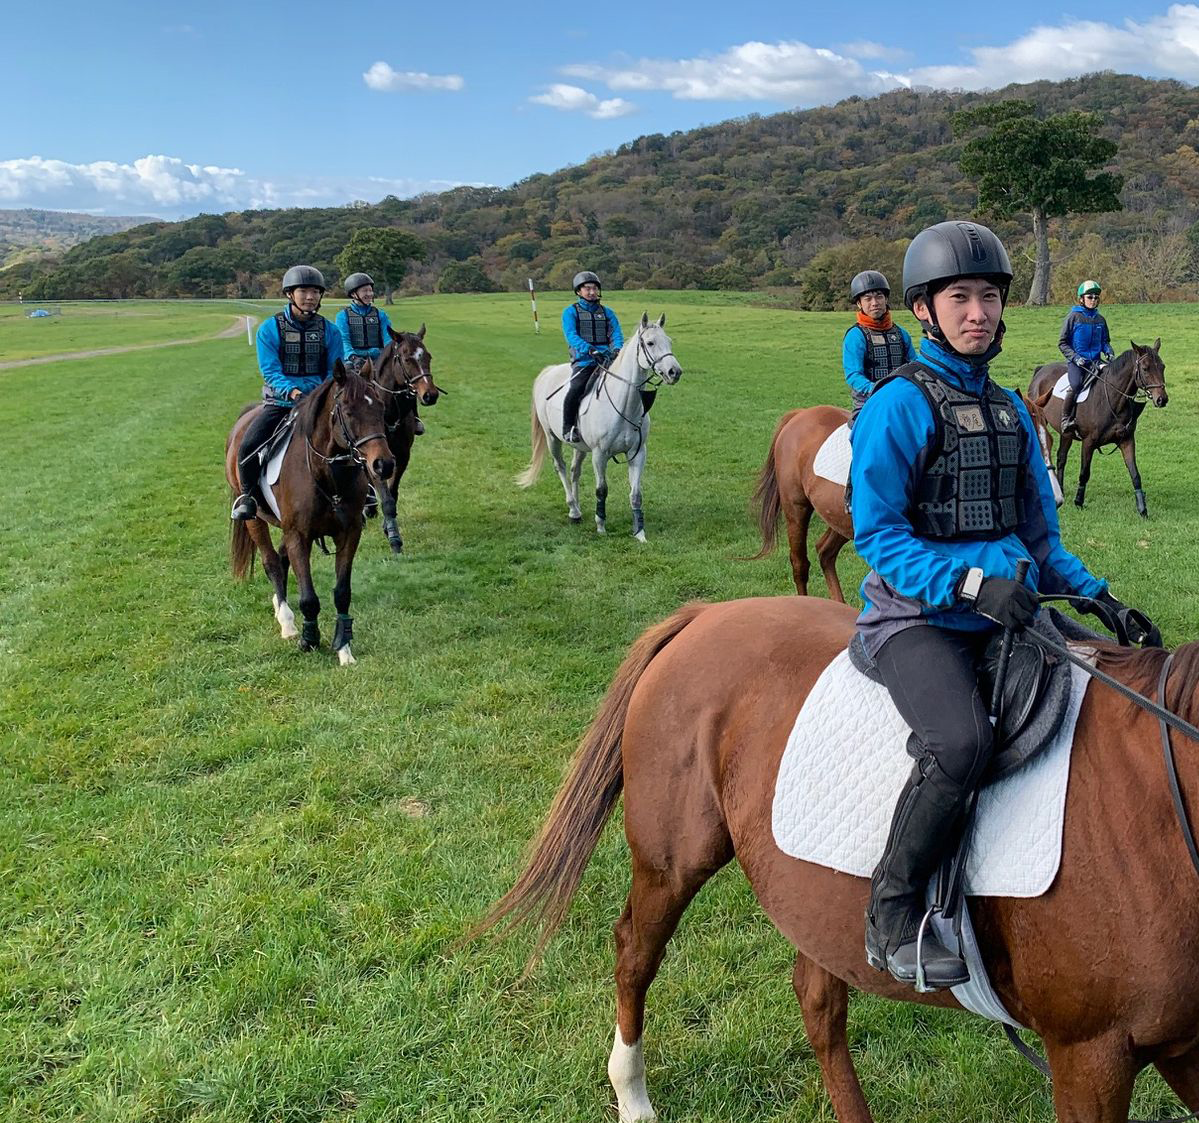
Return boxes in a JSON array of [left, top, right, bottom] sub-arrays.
[[1154, 391, 1169, 407], [422, 389, 439, 406], [661, 364, 682, 385], [370, 455, 396, 482]]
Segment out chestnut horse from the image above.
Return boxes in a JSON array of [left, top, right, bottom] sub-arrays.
[[226, 360, 394, 664], [1028, 341, 1168, 517], [751, 398, 1062, 601], [480, 595, 1199, 1123], [365, 325, 442, 554]]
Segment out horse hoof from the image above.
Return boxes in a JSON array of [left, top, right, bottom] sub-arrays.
[[388, 537, 404, 554], [337, 645, 356, 666], [569, 514, 582, 524], [299, 640, 318, 653], [596, 524, 607, 535], [633, 530, 647, 543]]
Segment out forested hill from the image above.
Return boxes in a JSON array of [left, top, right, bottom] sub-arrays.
[[0, 209, 150, 269], [9, 73, 1199, 306]]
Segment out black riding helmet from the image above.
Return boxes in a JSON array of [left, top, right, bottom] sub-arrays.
[[282, 265, 326, 294], [850, 270, 890, 303], [902, 221, 1012, 362], [573, 270, 601, 294]]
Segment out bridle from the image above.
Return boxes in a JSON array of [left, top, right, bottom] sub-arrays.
[[304, 384, 387, 503], [1097, 349, 1165, 407], [370, 341, 437, 430]]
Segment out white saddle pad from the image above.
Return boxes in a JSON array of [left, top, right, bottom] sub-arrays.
[[813, 424, 852, 485], [259, 430, 293, 521], [1052, 371, 1092, 404], [772, 648, 1091, 898]]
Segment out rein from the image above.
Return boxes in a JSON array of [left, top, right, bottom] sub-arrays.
[[999, 603, 1199, 1121], [582, 329, 675, 461], [1096, 352, 1164, 409], [303, 387, 386, 509]]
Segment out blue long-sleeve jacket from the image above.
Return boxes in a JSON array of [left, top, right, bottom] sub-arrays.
[[1058, 305, 1113, 363], [335, 302, 394, 359], [850, 339, 1105, 647], [842, 321, 916, 397], [562, 300, 623, 363], [256, 307, 346, 405]]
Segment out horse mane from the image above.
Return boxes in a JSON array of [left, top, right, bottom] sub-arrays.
[[290, 371, 368, 442], [1094, 641, 1199, 729]]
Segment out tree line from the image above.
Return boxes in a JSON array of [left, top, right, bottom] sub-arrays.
[[7, 72, 1199, 306]]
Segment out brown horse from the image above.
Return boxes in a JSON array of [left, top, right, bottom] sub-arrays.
[[480, 595, 1199, 1122], [225, 360, 394, 664], [1029, 341, 1168, 517], [751, 399, 1061, 602], [364, 325, 442, 554]]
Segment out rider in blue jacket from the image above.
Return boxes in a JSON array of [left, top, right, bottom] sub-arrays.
[[561, 271, 625, 443], [1057, 280, 1114, 433], [850, 222, 1159, 991], [843, 269, 915, 425], [335, 272, 422, 435], [230, 265, 346, 520]]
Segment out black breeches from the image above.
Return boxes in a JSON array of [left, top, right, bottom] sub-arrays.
[[240, 403, 290, 467], [849, 389, 869, 428], [874, 626, 995, 788], [1066, 361, 1088, 392], [563, 363, 593, 429]]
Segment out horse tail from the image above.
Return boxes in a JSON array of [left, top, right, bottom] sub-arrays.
[[472, 600, 710, 969], [230, 513, 256, 579], [515, 395, 547, 488], [748, 415, 787, 559]]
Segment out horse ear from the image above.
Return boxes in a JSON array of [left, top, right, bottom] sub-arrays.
[[640, 312, 649, 328], [656, 313, 666, 327], [1129, 341, 1140, 353], [334, 358, 347, 383], [1154, 337, 1161, 352], [417, 323, 426, 339], [360, 358, 373, 378], [387, 326, 402, 342]]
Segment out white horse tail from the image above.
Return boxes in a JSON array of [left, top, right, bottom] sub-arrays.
[[516, 395, 547, 488]]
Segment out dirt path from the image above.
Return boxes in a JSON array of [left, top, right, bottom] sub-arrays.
[[0, 315, 257, 371]]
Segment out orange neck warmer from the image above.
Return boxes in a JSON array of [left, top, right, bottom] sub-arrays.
[[857, 310, 893, 332]]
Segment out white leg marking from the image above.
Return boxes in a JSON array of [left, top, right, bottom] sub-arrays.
[[337, 644, 356, 666], [595, 517, 607, 534], [633, 530, 647, 543], [273, 595, 298, 639], [608, 1027, 656, 1122]]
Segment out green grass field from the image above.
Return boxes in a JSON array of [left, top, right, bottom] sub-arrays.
[[0, 301, 253, 361], [1, 293, 1194, 1122]]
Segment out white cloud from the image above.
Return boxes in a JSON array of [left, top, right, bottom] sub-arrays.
[[529, 83, 637, 118], [563, 41, 902, 104], [363, 62, 464, 92], [837, 40, 912, 62], [0, 155, 478, 218]]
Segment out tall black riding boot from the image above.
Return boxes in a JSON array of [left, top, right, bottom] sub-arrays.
[[562, 371, 589, 443], [865, 755, 973, 989], [1060, 387, 1079, 434], [231, 450, 261, 520]]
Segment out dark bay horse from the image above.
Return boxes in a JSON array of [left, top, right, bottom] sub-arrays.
[[1029, 341, 1168, 517], [480, 595, 1199, 1123], [365, 325, 442, 554], [225, 360, 394, 664], [751, 399, 1061, 602]]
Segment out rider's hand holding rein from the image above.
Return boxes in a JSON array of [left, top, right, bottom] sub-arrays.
[[961, 573, 1039, 631]]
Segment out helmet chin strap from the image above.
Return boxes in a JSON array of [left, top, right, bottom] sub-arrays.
[[918, 312, 1007, 368]]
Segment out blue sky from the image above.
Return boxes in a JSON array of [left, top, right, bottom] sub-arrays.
[[3, 0, 1197, 217]]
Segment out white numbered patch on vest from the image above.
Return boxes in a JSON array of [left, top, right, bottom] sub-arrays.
[[953, 404, 986, 433]]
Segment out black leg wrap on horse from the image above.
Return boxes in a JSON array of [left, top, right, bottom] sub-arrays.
[[865, 755, 973, 989], [332, 613, 353, 652], [299, 618, 320, 652]]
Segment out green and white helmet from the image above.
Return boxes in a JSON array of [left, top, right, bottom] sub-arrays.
[[1078, 280, 1102, 298]]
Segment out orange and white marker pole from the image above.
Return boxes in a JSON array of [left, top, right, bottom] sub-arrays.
[[528, 278, 540, 334]]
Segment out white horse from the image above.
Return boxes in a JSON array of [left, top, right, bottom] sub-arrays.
[[517, 313, 682, 541]]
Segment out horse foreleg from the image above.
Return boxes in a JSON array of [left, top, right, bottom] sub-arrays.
[[330, 523, 363, 666], [627, 443, 647, 542], [815, 528, 850, 604], [1055, 432, 1074, 490], [287, 533, 321, 652], [1155, 1045, 1199, 1110], [592, 451, 610, 535], [1075, 440, 1096, 509], [793, 956, 873, 1123], [377, 477, 403, 554], [570, 448, 585, 524], [549, 434, 581, 522], [1044, 1034, 1136, 1123], [1117, 436, 1148, 517]]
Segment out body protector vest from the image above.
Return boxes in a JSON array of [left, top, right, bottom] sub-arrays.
[[855, 323, 909, 383], [276, 313, 326, 379], [344, 306, 383, 352], [878, 363, 1027, 540], [574, 305, 611, 348]]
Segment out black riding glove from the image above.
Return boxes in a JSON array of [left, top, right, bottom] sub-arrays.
[[1081, 589, 1163, 647], [970, 576, 1039, 631]]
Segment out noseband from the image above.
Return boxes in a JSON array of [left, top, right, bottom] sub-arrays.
[[307, 386, 386, 476]]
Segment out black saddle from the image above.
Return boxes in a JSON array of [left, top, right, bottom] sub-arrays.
[[848, 610, 1080, 783]]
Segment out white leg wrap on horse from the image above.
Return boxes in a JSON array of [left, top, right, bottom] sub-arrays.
[[337, 645, 356, 666], [273, 596, 298, 639], [608, 1027, 656, 1122]]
